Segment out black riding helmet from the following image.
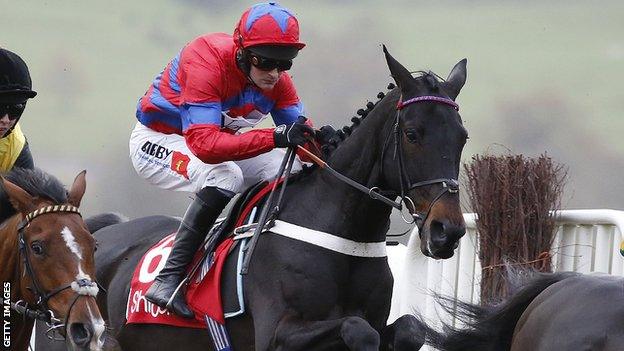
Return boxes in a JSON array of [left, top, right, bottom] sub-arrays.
[[0, 48, 37, 137], [0, 48, 37, 104]]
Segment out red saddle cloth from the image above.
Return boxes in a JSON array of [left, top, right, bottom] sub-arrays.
[[126, 233, 235, 327], [126, 178, 282, 328]]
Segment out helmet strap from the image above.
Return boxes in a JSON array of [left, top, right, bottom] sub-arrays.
[[235, 49, 251, 75], [235, 49, 262, 89], [2, 120, 18, 138]]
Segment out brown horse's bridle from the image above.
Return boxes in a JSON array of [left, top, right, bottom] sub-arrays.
[[10, 204, 100, 340]]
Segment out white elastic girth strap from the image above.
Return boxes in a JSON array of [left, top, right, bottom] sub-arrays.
[[264, 220, 387, 258]]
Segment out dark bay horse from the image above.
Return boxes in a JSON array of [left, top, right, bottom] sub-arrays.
[[53, 47, 468, 350], [416, 270, 624, 351], [0, 168, 112, 351]]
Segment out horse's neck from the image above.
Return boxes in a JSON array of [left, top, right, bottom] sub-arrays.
[[1, 216, 36, 346], [280, 103, 396, 242], [0, 216, 25, 297]]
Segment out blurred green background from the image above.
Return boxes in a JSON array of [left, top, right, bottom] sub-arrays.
[[3, 0, 623, 231]]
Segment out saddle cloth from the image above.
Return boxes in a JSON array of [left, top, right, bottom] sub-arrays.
[[125, 179, 281, 328]]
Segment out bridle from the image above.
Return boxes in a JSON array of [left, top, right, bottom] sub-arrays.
[[243, 95, 462, 268], [384, 95, 460, 230], [10, 204, 100, 340], [297, 94, 461, 232]]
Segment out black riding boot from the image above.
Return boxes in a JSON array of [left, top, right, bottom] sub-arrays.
[[145, 186, 234, 318]]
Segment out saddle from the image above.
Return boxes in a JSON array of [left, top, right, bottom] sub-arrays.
[[191, 178, 278, 261], [126, 179, 284, 330]]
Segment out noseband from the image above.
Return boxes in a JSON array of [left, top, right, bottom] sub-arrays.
[[382, 95, 460, 229], [11, 204, 100, 340]]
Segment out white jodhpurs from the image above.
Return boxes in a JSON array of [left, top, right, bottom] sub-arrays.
[[129, 122, 302, 194]]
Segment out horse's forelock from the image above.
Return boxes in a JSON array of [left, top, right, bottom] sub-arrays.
[[3, 167, 68, 205]]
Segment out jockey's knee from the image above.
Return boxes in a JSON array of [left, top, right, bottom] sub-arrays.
[[199, 162, 244, 194], [259, 155, 303, 182]]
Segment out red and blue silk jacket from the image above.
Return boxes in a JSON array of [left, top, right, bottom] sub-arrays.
[[136, 32, 304, 164]]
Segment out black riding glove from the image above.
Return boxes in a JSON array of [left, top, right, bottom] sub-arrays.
[[273, 118, 315, 148]]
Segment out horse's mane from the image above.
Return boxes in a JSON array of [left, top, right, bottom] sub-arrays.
[[291, 72, 443, 184], [0, 167, 68, 223], [322, 71, 443, 158], [319, 82, 397, 159], [418, 269, 578, 351]]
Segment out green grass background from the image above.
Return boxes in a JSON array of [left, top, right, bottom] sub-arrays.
[[2, 0, 623, 227]]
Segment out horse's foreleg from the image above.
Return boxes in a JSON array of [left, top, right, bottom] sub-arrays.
[[379, 314, 426, 351], [271, 314, 380, 351]]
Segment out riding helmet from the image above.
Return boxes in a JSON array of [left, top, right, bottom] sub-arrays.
[[0, 48, 37, 103], [234, 2, 305, 62]]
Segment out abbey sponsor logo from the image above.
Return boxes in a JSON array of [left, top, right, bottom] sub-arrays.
[[141, 141, 174, 160], [3, 282, 10, 348]]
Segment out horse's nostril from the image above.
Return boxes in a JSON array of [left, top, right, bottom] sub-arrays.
[[70, 322, 93, 347], [430, 220, 466, 245], [447, 224, 466, 241], [429, 220, 447, 243]]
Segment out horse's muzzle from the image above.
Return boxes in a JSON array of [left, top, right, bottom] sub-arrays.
[[423, 219, 466, 259]]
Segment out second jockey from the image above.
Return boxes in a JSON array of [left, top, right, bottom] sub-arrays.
[[129, 2, 316, 318], [0, 47, 36, 172]]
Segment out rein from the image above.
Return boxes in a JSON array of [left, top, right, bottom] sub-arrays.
[[10, 204, 100, 340], [238, 96, 460, 269]]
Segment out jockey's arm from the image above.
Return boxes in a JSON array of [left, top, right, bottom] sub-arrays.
[[182, 104, 277, 165], [270, 78, 320, 161]]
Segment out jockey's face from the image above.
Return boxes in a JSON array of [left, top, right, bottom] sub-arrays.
[[249, 64, 281, 91], [0, 113, 17, 137]]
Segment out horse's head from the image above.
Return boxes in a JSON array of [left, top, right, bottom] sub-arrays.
[[2, 170, 106, 350], [382, 46, 468, 259]]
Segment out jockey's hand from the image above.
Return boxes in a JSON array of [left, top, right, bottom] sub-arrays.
[[274, 119, 315, 148]]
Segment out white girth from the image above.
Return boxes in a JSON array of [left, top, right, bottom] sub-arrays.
[[262, 220, 387, 258]]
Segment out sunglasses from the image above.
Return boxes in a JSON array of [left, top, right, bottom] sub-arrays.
[[0, 103, 25, 121], [250, 55, 293, 72]]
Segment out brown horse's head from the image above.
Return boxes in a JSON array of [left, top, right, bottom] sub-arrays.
[[2, 169, 106, 350], [383, 46, 468, 259]]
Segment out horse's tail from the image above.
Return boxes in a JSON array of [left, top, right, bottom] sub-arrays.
[[420, 270, 578, 351], [85, 212, 128, 234]]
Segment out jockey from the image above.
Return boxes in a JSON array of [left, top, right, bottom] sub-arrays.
[[130, 2, 318, 318], [0, 48, 36, 172]]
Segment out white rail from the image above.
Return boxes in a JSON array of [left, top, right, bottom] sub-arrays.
[[388, 209, 624, 329]]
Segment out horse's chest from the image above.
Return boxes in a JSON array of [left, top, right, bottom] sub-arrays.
[[274, 255, 392, 317]]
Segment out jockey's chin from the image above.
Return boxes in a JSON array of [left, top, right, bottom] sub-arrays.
[[249, 67, 281, 91]]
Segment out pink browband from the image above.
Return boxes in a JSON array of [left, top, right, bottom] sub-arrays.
[[397, 96, 459, 111]]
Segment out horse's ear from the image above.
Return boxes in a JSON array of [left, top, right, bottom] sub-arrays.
[[443, 59, 467, 100], [383, 44, 413, 91], [68, 170, 87, 208], [1, 177, 36, 214]]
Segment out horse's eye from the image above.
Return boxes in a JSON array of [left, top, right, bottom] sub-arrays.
[[405, 129, 419, 143], [30, 241, 44, 256]]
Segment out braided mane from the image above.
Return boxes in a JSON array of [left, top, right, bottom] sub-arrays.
[[322, 71, 442, 158]]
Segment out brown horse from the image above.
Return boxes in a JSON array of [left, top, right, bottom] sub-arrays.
[[0, 168, 112, 351]]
